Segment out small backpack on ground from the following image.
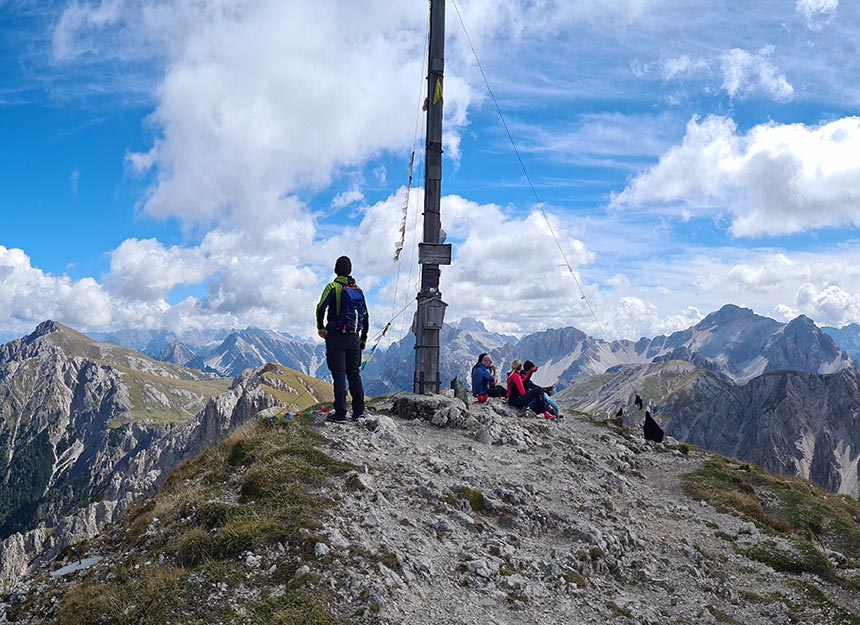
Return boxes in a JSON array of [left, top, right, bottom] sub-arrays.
[[331, 282, 366, 334], [450, 377, 469, 406]]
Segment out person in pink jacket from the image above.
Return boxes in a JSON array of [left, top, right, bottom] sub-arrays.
[[506, 359, 555, 419]]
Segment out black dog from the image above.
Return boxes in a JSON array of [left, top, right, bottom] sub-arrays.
[[634, 394, 643, 410], [643, 410, 664, 443]]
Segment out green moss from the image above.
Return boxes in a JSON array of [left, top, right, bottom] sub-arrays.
[[454, 486, 485, 512], [682, 457, 860, 553], [738, 538, 833, 580], [788, 581, 860, 625], [251, 591, 337, 625]]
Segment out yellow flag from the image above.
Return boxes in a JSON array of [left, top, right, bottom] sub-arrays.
[[433, 78, 443, 105]]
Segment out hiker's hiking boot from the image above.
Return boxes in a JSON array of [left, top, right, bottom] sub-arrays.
[[351, 413, 365, 422], [325, 413, 347, 423], [543, 411, 557, 420]]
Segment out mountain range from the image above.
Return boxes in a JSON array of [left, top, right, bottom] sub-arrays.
[[66, 306, 854, 397], [0, 321, 332, 586], [363, 304, 854, 395], [823, 323, 860, 360]]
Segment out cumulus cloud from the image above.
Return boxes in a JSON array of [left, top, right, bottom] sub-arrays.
[[726, 254, 803, 293], [52, 0, 482, 228], [331, 188, 365, 210], [28, 0, 860, 344], [794, 283, 860, 326], [797, 0, 839, 30], [606, 298, 703, 339], [613, 115, 860, 237], [438, 196, 598, 330], [108, 238, 216, 301], [0, 246, 114, 330], [720, 47, 793, 101]]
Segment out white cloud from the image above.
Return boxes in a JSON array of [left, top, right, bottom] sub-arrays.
[[613, 115, 860, 237], [660, 54, 709, 81], [25, 0, 860, 345], [720, 47, 793, 101], [727, 254, 802, 293], [108, 238, 216, 301], [794, 283, 860, 326], [52, 0, 124, 61], [0, 246, 114, 330], [52, 0, 483, 228], [797, 0, 839, 30], [125, 146, 157, 175], [331, 188, 365, 210]]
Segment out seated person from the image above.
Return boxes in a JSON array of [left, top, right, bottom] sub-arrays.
[[521, 360, 561, 418], [471, 353, 506, 400], [507, 359, 555, 419]]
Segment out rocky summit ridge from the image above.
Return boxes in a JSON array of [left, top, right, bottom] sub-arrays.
[[4, 394, 860, 624]]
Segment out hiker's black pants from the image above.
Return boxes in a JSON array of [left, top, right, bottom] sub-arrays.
[[326, 332, 365, 418], [509, 388, 546, 412], [487, 385, 506, 398]]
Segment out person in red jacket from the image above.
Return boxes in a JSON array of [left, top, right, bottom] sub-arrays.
[[506, 359, 555, 419]]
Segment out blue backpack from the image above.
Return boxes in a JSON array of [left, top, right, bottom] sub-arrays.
[[332, 283, 366, 335]]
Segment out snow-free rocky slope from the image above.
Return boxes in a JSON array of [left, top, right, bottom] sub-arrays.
[[6, 394, 860, 624], [558, 361, 860, 500], [0, 322, 332, 587]]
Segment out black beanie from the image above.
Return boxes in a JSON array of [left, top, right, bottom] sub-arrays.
[[334, 256, 352, 276]]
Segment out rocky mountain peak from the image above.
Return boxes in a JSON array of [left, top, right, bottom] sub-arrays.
[[453, 317, 489, 333], [787, 314, 815, 326], [696, 303, 756, 328], [5, 395, 860, 624], [28, 320, 61, 338]]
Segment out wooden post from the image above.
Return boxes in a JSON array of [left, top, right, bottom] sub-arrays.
[[414, 0, 449, 394]]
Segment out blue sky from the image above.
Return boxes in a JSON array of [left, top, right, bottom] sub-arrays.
[[2, 0, 860, 344]]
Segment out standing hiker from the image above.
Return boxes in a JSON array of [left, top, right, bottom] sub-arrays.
[[316, 256, 369, 422]]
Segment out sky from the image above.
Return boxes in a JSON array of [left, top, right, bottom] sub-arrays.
[[2, 0, 860, 345]]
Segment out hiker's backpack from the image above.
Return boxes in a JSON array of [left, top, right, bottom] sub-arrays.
[[331, 283, 366, 334]]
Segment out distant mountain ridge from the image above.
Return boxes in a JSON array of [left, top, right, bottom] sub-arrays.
[[823, 323, 860, 360], [362, 304, 854, 395], [188, 328, 329, 380], [31, 305, 854, 395]]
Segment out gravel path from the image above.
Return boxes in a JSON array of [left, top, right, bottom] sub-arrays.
[[306, 394, 849, 625]]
